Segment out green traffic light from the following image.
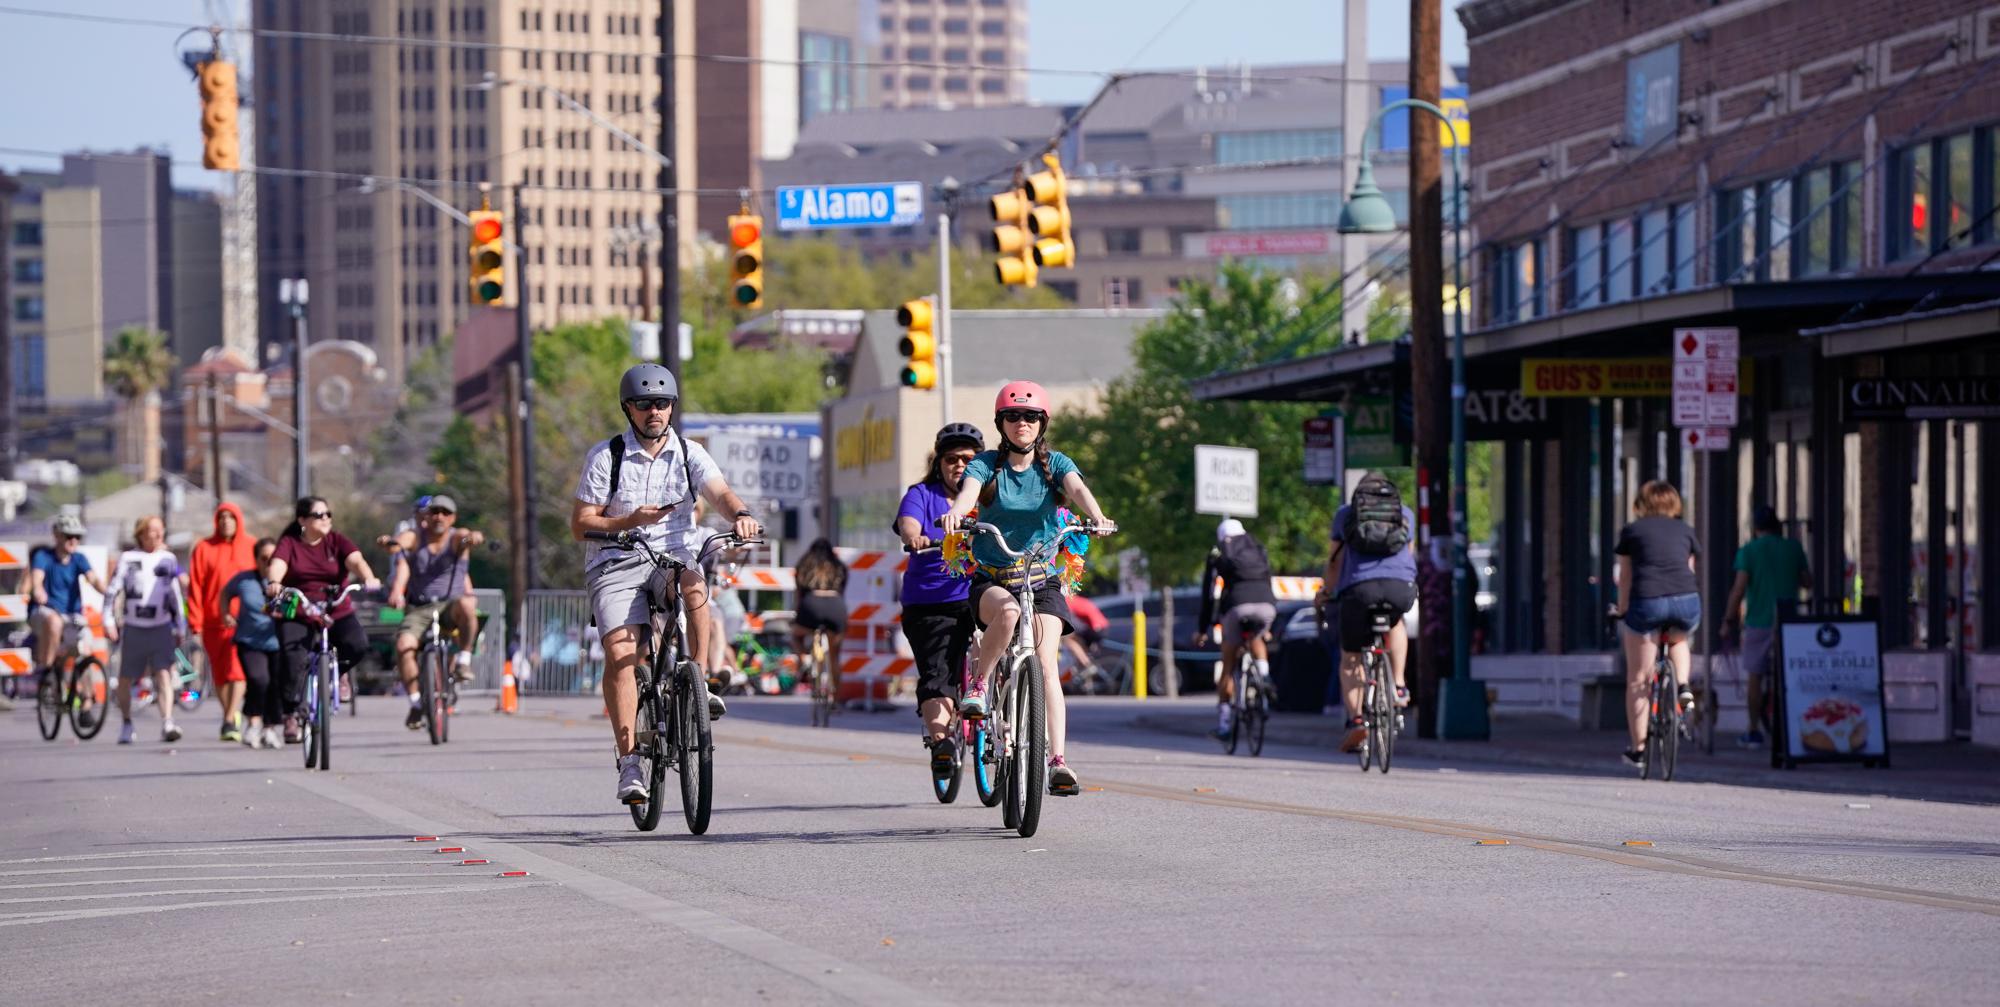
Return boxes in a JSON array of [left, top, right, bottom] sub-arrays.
[[477, 279, 504, 303], [733, 282, 760, 306]]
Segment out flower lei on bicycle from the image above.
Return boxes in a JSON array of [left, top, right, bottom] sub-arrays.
[[940, 506, 1092, 593]]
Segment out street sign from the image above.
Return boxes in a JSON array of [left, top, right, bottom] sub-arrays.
[[1683, 427, 1730, 451], [707, 432, 814, 503], [1194, 444, 1258, 517], [776, 181, 924, 231], [1303, 417, 1342, 486], [1673, 327, 1739, 428]]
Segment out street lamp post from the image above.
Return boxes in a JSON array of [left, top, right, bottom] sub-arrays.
[[277, 277, 310, 501], [1337, 98, 1485, 740]]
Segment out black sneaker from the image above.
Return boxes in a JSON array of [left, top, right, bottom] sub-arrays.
[[1622, 746, 1644, 767], [928, 736, 956, 778], [405, 705, 425, 730]]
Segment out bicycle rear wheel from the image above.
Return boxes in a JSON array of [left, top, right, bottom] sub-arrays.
[[1222, 671, 1242, 756], [70, 658, 109, 740], [1373, 666, 1394, 774], [174, 650, 208, 712], [630, 678, 666, 832], [1356, 654, 1379, 771], [971, 721, 1001, 807], [418, 649, 442, 745], [678, 663, 714, 835], [1016, 655, 1047, 838], [302, 671, 320, 770], [1658, 672, 1681, 782], [931, 731, 963, 804], [1246, 679, 1268, 758], [36, 667, 63, 741]]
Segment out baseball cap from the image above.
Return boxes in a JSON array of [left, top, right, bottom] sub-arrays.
[[427, 494, 459, 514], [52, 513, 85, 537], [1216, 518, 1245, 542]]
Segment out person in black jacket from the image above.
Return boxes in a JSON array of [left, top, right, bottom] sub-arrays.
[[1193, 519, 1278, 738]]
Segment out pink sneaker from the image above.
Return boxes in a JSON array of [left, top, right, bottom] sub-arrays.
[[959, 681, 988, 721], [1048, 755, 1080, 795]]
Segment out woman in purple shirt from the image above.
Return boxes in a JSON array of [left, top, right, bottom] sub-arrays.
[[896, 423, 985, 775]]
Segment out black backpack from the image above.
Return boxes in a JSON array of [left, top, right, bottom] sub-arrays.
[[1344, 475, 1410, 557], [1217, 533, 1272, 584], [604, 431, 697, 503]]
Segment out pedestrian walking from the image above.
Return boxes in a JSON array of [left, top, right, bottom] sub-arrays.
[[106, 516, 189, 744], [189, 502, 258, 742], [221, 539, 284, 748], [1721, 504, 1810, 748]]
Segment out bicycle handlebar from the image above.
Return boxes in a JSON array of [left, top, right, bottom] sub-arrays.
[[951, 520, 1111, 562], [587, 529, 765, 568]]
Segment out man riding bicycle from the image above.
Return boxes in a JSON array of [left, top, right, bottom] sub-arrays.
[[387, 494, 486, 731], [1195, 518, 1277, 740], [1321, 473, 1417, 754], [571, 363, 762, 807], [28, 515, 109, 685]]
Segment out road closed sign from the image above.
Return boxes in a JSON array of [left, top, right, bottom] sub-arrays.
[[1194, 444, 1258, 517], [707, 433, 814, 504]]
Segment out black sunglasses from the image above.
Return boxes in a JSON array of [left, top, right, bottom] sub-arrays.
[[997, 410, 1044, 424], [62, 534, 82, 542], [626, 397, 676, 412], [426, 508, 455, 517], [306, 510, 333, 520]]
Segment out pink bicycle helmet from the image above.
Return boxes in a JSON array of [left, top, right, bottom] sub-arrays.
[[994, 380, 1049, 416]]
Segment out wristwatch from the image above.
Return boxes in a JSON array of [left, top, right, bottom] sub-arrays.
[[734, 509, 754, 519]]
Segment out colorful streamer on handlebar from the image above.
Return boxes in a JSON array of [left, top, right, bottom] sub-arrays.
[[940, 507, 1091, 592]]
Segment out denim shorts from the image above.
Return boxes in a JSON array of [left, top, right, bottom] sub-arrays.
[[1623, 592, 1701, 635]]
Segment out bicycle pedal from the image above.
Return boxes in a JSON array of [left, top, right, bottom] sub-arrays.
[[1049, 784, 1080, 797]]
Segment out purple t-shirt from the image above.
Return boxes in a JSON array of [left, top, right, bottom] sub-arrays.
[[896, 480, 967, 605]]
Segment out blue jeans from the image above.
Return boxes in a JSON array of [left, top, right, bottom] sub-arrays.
[[1623, 592, 1701, 636]]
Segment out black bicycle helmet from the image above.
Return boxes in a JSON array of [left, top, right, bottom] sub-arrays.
[[619, 362, 678, 402], [934, 422, 984, 453]]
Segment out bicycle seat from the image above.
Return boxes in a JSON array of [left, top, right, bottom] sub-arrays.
[[1236, 617, 1268, 637], [1653, 619, 1691, 634], [1366, 602, 1403, 635]]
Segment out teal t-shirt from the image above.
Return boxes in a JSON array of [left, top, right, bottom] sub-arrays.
[[1733, 533, 1808, 628], [962, 449, 1079, 571]]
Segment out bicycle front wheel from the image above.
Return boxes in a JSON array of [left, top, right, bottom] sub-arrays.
[[1373, 667, 1394, 774], [1016, 656, 1047, 838], [998, 671, 1022, 831], [971, 721, 1001, 807], [1246, 680, 1268, 758], [36, 667, 63, 741], [70, 658, 109, 740], [302, 672, 319, 770], [1659, 677, 1681, 782], [315, 666, 333, 771], [419, 648, 444, 746], [678, 663, 714, 835], [175, 650, 208, 712]]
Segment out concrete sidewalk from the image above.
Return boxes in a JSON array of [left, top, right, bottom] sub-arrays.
[[1133, 700, 2000, 805]]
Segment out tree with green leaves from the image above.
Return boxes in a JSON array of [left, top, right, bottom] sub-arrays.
[[103, 326, 177, 482]]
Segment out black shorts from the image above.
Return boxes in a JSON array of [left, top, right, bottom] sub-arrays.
[[902, 600, 974, 704], [969, 573, 1073, 637], [795, 593, 848, 633], [1338, 579, 1416, 650]]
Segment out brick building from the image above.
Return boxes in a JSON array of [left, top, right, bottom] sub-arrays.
[[1194, 0, 2000, 744]]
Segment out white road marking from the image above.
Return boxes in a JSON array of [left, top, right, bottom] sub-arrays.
[[0, 882, 551, 927]]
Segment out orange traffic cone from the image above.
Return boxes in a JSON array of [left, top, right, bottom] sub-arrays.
[[496, 660, 520, 714]]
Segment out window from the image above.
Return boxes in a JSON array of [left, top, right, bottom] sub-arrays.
[[1569, 225, 1601, 309], [1638, 207, 1670, 295], [1765, 177, 1792, 281], [905, 17, 931, 31], [1103, 277, 1138, 308], [1891, 141, 1935, 260], [12, 222, 39, 246], [1604, 217, 1633, 303], [943, 18, 970, 33], [1045, 279, 1078, 302], [907, 46, 931, 61], [17, 335, 44, 399], [980, 78, 1006, 94], [943, 47, 969, 63], [907, 75, 932, 91], [1216, 191, 1343, 230], [943, 76, 969, 93], [1490, 239, 1544, 324], [1672, 203, 1696, 291], [1215, 129, 1339, 166], [1944, 132, 1974, 250], [979, 48, 1004, 64], [12, 258, 42, 283], [1801, 167, 1833, 276], [1103, 227, 1142, 254], [13, 296, 44, 321], [978, 20, 1006, 35]]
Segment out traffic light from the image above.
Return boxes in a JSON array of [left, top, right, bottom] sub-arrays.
[[468, 210, 506, 305], [196, 58, 240, 171], [897, 297, 937, 389], [728, 214, 764, 309], [1026, 153, 1075, 269], [989, 186, 1036, 287]]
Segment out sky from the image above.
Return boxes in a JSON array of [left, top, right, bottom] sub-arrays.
[[0, 1, 1472, 192]]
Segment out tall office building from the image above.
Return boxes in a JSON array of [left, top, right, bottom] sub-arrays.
[[254, 1, 683, 386], [873, 0, 1026, 108]]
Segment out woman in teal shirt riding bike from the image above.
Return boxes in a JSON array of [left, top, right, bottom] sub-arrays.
[[943, 381, 1116, 795]]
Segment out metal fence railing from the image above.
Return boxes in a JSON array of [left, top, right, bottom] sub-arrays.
[[519, 590, 604, 696]]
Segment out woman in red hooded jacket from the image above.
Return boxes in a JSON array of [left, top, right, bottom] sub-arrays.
[[190, 502, 258, 741]]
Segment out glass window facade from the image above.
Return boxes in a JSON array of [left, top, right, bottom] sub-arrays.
[[1216, 191, 1343, 230], [1214, 129, 1340, 166]]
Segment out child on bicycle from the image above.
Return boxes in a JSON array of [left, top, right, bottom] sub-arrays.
[[1612, 479, 1701, 767], [942, 381, 1116, 795], [898, 423, 984, 775]]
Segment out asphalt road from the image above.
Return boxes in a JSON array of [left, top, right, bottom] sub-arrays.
[[5, 694, 1997, 1005]]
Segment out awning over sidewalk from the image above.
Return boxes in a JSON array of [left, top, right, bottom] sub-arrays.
[[1803, 297, 2000, 357]]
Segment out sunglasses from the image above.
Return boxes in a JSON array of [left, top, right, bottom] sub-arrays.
[[426, 508, 455, 517], [997, 410, 1044, 424], [306, 511, 333, 520], [62, 534, 82, 542], [626, 397, 676, 413], [941, 452, 975, 464]]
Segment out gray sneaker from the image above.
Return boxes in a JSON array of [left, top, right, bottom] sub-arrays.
[[707, 694, 727, 720], [616, 754, 649, 805]]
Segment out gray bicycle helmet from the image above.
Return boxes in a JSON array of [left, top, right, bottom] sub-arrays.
[[619, 362, 678, 402], [934, 422, 984, 453], [52, 513, 85, 537]]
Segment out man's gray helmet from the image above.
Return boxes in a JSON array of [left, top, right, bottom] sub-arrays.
[[619, 363, 678, 402], [52, 514, 85, 537]]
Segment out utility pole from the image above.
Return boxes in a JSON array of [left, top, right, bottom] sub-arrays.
[[656, 0, 682, 408], [509, 183, 538, 591], [936, 177, 958, 422], [280, 277, 310, 501], [207, 373, 225, 501], [1407, 0, 1450, 738]]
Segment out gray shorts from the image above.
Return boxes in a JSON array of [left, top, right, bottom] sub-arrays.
[[1223, 602, 1279, 641], [1740, 625, 1776, 682], [121, 623, 179, 679], [586, 553, 692, 637]]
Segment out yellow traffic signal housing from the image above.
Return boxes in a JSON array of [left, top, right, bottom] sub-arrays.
[[729, 214, 765, 309], [989, 188, 1037, 287], [468, 210, 506, 305], [897, 297, 937, 389], [1026, 153, 1075, 269], [196, 59, 240, 171]]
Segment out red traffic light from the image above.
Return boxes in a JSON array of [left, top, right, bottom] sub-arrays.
[[731, 219, 761, 248], [473, 217, 504, 243]]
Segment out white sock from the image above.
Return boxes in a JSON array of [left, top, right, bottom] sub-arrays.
[[1252, 658, 1269, 678], [1217, 703, 1233, 729], [409, 694, 423, 708]]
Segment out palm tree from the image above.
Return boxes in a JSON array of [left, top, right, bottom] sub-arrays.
[[103, 326, 178, 483]]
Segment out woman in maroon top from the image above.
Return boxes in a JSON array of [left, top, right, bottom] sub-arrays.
[[264, 496, 382, 743]]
